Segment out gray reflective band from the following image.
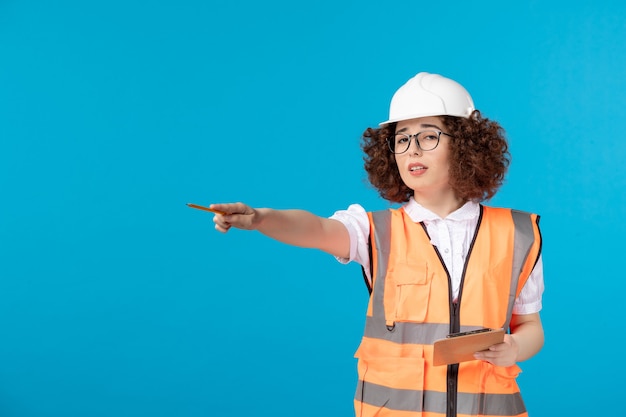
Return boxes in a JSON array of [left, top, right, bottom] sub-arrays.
[[504, 210, 539, 329], [363, 317, 450, 344], [363, 317, 488, 344], [356, 380, 425, 412], [356, 381, 526, 415], [370, 210, 392, 320]]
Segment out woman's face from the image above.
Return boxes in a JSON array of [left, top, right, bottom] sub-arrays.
[[393, 116, 455, 198]]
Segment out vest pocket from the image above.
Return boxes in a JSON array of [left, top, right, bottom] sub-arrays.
[[389, 262, 431, 323], [479, 361, 522, 391], [476, 362, 524, 415]]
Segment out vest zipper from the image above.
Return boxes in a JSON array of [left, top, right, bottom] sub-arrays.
[[420, 206, 484, 417], [433, 245, 459, 417], [421, 222, 459, 417]]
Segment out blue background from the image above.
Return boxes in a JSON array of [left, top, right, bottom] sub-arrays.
[[1, 1, 625, 416]]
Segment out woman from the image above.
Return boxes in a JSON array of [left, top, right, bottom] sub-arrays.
[[209, 72, 544, 417]]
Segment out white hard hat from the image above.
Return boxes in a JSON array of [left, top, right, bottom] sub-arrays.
[[379, 72, 475, 125]]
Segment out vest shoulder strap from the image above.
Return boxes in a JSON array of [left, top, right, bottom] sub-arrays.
[[361, 209, 393, 294]]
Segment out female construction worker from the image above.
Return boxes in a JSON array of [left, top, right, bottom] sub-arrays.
[[209, 72, 544, 417]]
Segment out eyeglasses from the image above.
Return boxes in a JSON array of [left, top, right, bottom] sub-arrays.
[[386, 130, 453, 154]]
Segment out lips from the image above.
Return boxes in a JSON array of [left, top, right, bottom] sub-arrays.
[[408, 163, 427, 174]]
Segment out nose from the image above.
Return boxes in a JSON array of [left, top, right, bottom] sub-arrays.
[[409, 135, 422, 155]]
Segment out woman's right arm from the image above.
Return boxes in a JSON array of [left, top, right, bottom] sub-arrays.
[[210, 202, 351, 259]]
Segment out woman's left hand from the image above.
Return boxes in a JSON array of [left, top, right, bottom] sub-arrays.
[[473, 334, 519, 367]]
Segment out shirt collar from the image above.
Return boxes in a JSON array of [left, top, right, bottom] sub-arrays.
[[403, 197, 480, 223]]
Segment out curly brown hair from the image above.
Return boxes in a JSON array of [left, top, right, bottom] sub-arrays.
[[361, 111, 510, 203]]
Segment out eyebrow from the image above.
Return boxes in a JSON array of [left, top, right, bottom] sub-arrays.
[[396, 123, 443, 133]]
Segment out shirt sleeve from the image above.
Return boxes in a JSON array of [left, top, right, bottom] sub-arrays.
[[512, 254, 545, 315], [328, 204, 372, 280]]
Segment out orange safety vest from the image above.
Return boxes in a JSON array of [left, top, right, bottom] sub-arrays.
[[354, 205, 542, 417]]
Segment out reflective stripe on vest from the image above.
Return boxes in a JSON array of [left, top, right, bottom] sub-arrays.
[[356, 381, 526, 416], [354, 205, 542, 417]]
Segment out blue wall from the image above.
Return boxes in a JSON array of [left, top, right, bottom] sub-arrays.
[[1, 1, 625, 415]]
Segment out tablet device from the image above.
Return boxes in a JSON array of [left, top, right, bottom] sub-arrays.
[[433, 328, 505, 366]]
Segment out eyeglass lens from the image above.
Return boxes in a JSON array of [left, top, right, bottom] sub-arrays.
[[388, 131, 441, 154]]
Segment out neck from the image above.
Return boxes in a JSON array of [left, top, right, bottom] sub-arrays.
[[413, 190, 466, 218]]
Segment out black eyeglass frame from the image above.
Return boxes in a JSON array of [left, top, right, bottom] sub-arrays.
[[386, 130, 454, 154]]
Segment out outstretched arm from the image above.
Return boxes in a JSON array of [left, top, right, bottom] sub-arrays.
[[210, 202, 351, 259]]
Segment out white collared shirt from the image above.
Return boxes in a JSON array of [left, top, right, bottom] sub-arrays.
[[330, 198, 544, 315]]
